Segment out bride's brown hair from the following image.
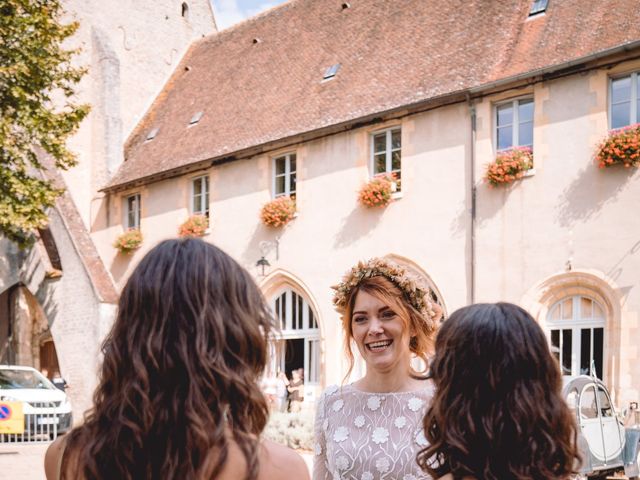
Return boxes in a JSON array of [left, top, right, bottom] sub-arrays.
[[62, 238, 273, 479]]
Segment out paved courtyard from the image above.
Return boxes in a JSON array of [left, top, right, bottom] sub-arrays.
[[0, 443, 48, 480]]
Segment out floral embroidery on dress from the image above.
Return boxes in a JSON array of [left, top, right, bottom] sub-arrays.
[[313, 383, 433, 480], [367, 395, 381, 411], [415, 430, 428, 447], [394, 416, 407, 428], [326, 384, 339, 396], [375, 457, 390, 473], [336, 455, 350, 470], [371, 427, 389, 444], [407, 396, 424, 412], [334, 426, 349, 442], [315, 442, 322, 456]]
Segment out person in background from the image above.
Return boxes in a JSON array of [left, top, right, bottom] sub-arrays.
[[314, 257, 441, 480], [45, 238, 309, 480], [276, 370, 289, 413], [287, 368, 304, 413], [51, 370, 68, 391], [417, 302, 580, 480]]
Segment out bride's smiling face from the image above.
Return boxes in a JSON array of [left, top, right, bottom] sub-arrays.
[[350, 290, 413, 374]]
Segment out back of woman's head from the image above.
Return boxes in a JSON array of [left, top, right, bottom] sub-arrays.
[[63, 238, 273, 480], [417, 302, 580, 480]]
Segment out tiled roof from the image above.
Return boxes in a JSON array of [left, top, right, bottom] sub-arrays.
[[108, 0, 640, 190]]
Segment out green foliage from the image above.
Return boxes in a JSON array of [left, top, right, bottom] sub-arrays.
[[0, 0, 89, 247], [263, 411, 315, 451]]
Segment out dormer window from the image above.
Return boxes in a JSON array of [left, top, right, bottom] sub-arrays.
[[529, 0, 548, 16]]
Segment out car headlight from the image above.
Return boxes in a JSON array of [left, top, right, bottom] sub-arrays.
[[59, 396, 71, 411]]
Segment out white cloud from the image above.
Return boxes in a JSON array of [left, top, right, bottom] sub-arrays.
[[211, 0, 281, 30]]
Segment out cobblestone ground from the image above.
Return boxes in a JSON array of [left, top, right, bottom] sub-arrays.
[[0, 443, 311, 480], [0, 442, 48, 480]]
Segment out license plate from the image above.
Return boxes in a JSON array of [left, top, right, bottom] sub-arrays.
[[37, 417, 59, 425]]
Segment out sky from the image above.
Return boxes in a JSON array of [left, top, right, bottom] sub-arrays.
[[210, 0, 287, 30]]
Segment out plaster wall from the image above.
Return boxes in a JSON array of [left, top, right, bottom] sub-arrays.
[[101, 103, 471, 388], [97, 61, 640, 406]]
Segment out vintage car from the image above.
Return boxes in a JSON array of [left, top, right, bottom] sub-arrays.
[[563, 375, 640, 479]]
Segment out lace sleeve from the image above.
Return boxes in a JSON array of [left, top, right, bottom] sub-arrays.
[[313, 390, 331, 480]]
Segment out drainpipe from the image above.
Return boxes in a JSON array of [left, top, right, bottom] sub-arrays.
[[467, 94, 477, 304]]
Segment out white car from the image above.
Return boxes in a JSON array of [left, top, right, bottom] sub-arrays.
[[0, 365, 73, 435]]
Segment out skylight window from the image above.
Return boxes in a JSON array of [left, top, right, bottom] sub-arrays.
[[323, 63, 341, 81], [529, 0, 548, 15], [189, 111, 203, 125], [146, 128, 159, 141]]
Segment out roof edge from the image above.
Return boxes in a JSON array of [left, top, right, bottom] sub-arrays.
[[106, 40, 640, 193]]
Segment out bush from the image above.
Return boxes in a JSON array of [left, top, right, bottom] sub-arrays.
[[484, 147, 533, 187], [113, 229, 142, 254], [178, 214, 209, 237], [260, 196, 296, 227], [262, 411, 314, 451], [596, 123, 640, 168]]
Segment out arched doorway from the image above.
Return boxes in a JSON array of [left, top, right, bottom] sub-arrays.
[[272, 288, 320, 385]]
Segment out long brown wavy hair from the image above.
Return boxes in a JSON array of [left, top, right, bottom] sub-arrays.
[[340, 275, 438, 381], [62, 238, 273, 479], [417, 302, 580, 480]]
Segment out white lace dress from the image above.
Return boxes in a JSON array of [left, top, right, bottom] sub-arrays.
[[313, 383, 434, 480]]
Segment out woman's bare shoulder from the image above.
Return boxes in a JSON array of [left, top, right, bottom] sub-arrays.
[[44, 435, 67, 480], [258, 439, 310, 480]]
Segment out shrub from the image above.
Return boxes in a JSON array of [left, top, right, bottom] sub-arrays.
[[358, 174, 397, 208], [178, 214, 209, 237], [484, 147, 533, 187], [113, 229, 142, 254], [262, 411, 314, 451], [596, 123, 640, 168], [260, 196, 296, 227]]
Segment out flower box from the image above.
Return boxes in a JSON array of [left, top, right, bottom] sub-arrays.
[[178, 214, 209, 237], [484, 147, 533, 187], [596, 123, 640, 169], [113, 229, 142, 254], [260, 196, 296, 227], [358, 174, 398, 208]]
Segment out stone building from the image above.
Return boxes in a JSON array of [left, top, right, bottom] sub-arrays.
[[0, 0, 216, 416], [3, 0, 640, 418], [98, 0, 640, 407]]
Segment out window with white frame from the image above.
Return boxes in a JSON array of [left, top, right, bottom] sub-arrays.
[[496, 98, 534, 152], [125, 193, 141, 230], [272, 289, 320, 384], [610, 72, 640, 129], [191, 176, 209, 217], [372, 127, 401, 188], [547, 295, 605, 379], [273, 153, 296, 198]]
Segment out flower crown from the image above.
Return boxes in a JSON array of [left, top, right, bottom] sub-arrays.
[[331, 258, 440, 320]]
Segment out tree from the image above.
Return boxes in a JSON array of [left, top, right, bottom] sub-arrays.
[[0, 0, 89, 248]]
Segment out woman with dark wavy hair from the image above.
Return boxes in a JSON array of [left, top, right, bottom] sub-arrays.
[[417, 302, 580, 480], [45, 238, 309, 480]]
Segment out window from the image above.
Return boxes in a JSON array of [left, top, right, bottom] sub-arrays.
[[125, 194, 141, 229], [273, 153, 296, 198], [529, 0, 548, 15], [496, 98, 533, 152], [371, 127, 401, 188], [191, 176, 209, 217], [547, 295, 605, 378], [610, 72, 640, 129], [273, 289, 320, 384]]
